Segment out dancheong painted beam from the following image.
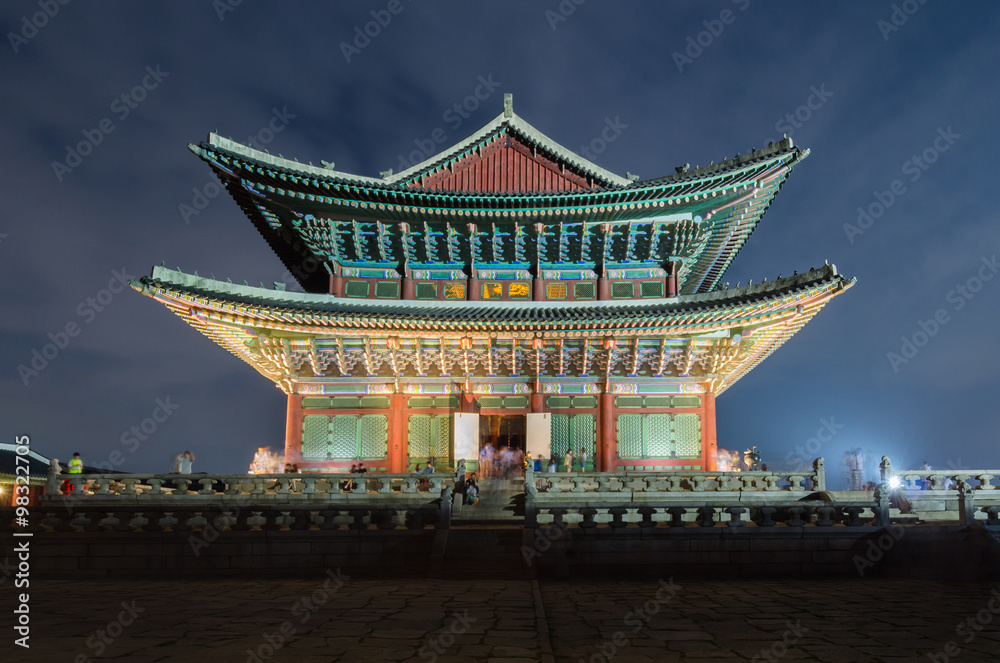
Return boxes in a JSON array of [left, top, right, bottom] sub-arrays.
[[136, 95, 854, 475]]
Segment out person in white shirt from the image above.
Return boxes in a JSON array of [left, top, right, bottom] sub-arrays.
[[173, 450, 195, 473]]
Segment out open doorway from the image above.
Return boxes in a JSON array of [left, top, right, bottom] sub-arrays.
[[478, 414, 525, 479]]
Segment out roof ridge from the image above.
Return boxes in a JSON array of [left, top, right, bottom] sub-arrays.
[[638, 139, 807, 187]]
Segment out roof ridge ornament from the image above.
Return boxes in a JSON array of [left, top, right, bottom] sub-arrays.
[[503, 93, 513, 118]]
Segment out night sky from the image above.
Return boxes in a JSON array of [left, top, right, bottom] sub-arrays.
[[3, 1, 998, 487]]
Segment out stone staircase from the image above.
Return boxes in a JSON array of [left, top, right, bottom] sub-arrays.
[[452, 477, 525, 524]]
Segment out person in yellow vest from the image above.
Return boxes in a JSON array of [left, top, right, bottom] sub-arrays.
[[68, 452, 83, 474], [523, 452, 532, 470]]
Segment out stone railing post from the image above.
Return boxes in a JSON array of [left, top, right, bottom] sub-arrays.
[[437, 487, 451, 529], [46, 459, 62, 495], [524, 490, 537, 528], [525, 467, 538, 499], [813, 457, 826, 491], [429, 475, 445, 494], [959, 483, 977, 526], [874, 482, 891, 526], [879, 456, 892, 483]]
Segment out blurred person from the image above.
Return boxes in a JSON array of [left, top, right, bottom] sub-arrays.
[[174, 450, 195, 474]]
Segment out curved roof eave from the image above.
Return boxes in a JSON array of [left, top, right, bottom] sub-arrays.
[[133, 265, 854, 324]]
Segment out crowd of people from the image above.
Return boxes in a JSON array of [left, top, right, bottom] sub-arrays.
[[477, 442, 526, 479]]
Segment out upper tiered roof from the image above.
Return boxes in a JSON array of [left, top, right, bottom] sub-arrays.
[[190, 96, 808, 295]]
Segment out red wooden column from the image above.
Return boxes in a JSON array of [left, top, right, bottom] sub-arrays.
[[703, 390, 718, 471], [387, 393, 407, 473], [599, 392, 615, 472], [284, 393, 303, 464]]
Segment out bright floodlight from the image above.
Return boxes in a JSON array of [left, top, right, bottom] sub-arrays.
[[888, 476, 902, 489]]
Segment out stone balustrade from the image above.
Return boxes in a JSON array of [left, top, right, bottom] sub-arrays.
[[525, 459, 825, 497], [43, 471, 454, 505], [878, 456, 1000, 491], [890, 471, 1000, 491], [4, 500, 451, 533], [524, 499, 883, 529]]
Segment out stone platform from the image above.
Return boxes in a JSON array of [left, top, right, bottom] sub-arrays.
[[11, 577, 1000, 662]]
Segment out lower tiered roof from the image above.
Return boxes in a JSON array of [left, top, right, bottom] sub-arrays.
[[133, 265, 853, 396]]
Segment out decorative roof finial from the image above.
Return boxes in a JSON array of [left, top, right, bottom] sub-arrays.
[[626, 172, 639, 183], [503, 93, 513, 118], [380, 169, 393, 179]]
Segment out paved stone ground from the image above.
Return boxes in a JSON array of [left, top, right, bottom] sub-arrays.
[[9, 578, 1000, 662]]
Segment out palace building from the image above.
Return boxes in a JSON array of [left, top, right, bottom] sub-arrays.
[[133, 95, 853, 474]]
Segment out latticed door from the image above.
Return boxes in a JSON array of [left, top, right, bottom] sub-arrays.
[[407, 414, 450, 463], [408, 414, 432, 460], [301, 415, 331, 461], [431, 415, 450, 459], [571, 414, 596, 458], [646, 414, 672, 457], [673, 413, 701, 458], [616, 412, 701, 459], [330, 415, 357, 459], [358, 414, 388, 460], [616, 414, 643, 458], [551, 414, 570, 457], [551, 413, 595, 459], [300, 414, 388, 460]]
